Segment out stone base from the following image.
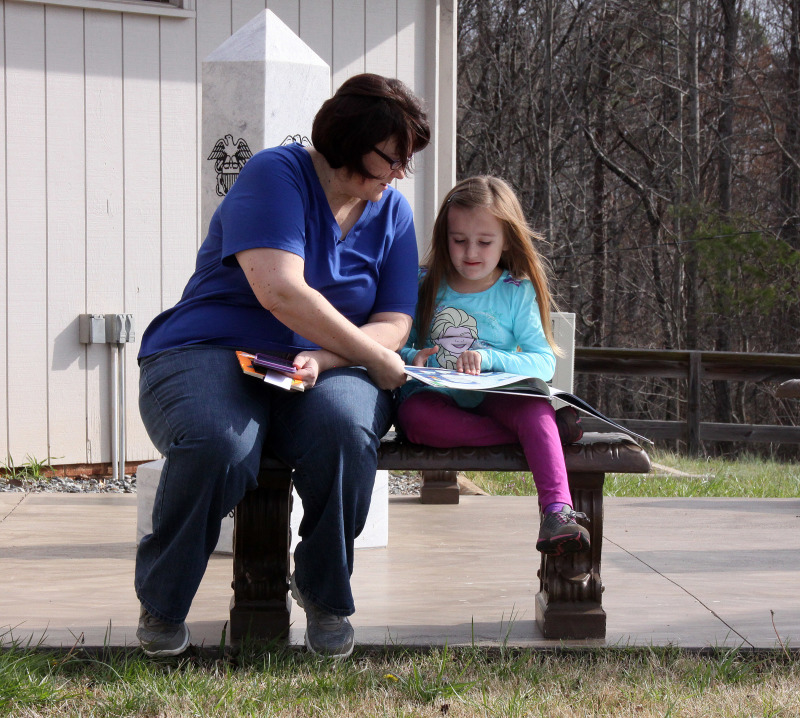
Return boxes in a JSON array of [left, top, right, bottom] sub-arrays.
[[136, 459, 389, 554], [535, 592, 606, 639], [229, 595, 291, 643], [419, 470, 460, 504]]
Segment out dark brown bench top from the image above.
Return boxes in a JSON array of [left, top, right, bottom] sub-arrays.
[[376, 431, 651, 474], [259, 431, 651, 475]]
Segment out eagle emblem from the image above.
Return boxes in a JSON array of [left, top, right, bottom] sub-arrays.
[[207, 134, 253, 196]]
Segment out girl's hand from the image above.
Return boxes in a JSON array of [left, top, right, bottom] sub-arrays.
[[411, 346, 438, 367], [456, 350, 482, 375], [292, 352, 320, 389]]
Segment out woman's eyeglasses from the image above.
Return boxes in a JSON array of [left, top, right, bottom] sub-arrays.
[[372, 146, 412, 171]]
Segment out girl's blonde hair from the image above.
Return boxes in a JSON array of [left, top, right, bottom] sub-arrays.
[[416, 175, 559, 353]]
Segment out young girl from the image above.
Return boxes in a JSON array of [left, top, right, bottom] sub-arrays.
[[396, 176, 588, 555]]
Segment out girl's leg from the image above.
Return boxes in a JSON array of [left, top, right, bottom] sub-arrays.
[[399, 390, 588, 555], [477, 393, 572, 509], [396, 390, 517, 447], [479, 394, 589, 555]]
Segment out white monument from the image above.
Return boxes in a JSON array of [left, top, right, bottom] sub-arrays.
[[137, 10, 389, 555], [201, 9, 331, 233]]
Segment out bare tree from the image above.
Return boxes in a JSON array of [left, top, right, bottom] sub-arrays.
[[456, 0, 800, 451]]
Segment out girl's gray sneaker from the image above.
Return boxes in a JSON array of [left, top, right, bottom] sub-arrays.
[[536, 506, 590, 555], [137, 605, 191, 657], [290, 574, 354, 659]]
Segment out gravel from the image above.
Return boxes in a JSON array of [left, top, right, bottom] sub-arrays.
[[1, 472, 421, 496], [386, 471, 421, 496], [0, 475, 137, 494]]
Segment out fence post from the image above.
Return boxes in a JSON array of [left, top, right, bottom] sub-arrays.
[[688, 351, 701, 454]]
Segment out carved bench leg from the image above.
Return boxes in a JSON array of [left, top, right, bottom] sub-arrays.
[[230, 465, 293, 644], [420, 469, 460, 504], [535, 471, 606, 639]]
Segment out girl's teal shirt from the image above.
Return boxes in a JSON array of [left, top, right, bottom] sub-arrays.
[[398, 269, 556, 408]]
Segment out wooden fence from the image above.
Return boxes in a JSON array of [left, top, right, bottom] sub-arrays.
[[573, 348, 800, 453]]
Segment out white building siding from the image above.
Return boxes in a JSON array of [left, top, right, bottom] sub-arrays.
[[1, 0, 455, 467], [84, 9, 125, 465]]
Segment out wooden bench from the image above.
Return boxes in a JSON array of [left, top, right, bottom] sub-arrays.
[[229, 430, 651, 643]]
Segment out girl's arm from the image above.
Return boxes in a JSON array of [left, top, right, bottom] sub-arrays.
[[477, 344, 556, 380], [476, 282, 557, 381]]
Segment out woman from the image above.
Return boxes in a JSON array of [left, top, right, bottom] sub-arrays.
[[135, 74, 430, 659]]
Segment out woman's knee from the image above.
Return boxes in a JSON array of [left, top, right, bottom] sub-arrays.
[[186, 422, 264, 467], [303, 370, 391, 442]]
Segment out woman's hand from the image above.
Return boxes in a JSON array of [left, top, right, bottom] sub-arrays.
[[411, 346, 438, 367], [364, 347, 408, 390], [456, 350, 482, 375], [292, 352, 320, 389]]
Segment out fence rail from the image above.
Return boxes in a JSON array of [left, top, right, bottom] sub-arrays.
[[573, 348, 800, 453]]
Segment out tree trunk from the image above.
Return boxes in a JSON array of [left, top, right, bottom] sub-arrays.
[[543, 0, 554, 243], [589, 32, 610, 351], [780, 0, 800, 249], [684, 0, 700, 350], [713, 0, 739, 430], [717, 0, 738, 215]]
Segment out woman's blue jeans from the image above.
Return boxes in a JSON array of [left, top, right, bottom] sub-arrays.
[[135, 345, 392, 623]]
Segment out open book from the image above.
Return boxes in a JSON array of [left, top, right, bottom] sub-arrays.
[[236, 351, 304, 392], [403, 366, 652, 444]]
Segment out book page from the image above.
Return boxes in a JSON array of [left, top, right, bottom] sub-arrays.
[[403, 366, 549, 394]]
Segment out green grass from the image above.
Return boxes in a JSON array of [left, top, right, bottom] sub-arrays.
[[465, 449, 800, 498], [0, 454, 56, 484], [1, 642, 798, 717]]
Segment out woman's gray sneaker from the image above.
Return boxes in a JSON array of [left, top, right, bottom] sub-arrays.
[[290, 574, 354, 659], [137, 605, 191, 657]]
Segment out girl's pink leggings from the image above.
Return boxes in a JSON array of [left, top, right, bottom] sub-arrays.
[[396, 390, 572, 508]]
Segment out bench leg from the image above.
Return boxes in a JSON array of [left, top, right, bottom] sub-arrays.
[[230, 466, 293, 644], [535, 471, 606, 639], [420, 469, 460, 504]]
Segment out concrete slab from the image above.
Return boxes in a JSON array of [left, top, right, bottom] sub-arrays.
[[602, 497, 800, 649], [1, 493, 797, 651]]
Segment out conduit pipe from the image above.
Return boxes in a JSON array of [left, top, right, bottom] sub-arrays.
[[79, 314, 135, 481]]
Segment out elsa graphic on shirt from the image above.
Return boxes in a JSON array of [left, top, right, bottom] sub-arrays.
[[430, 307, 479, 370]]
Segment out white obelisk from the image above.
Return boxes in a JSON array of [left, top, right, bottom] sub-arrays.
[[201, 10, 330, 233]]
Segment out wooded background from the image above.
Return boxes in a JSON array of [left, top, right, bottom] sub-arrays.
[[456, 0, 800, 453]]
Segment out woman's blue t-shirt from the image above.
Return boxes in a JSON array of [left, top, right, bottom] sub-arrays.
[[139, 143, 419, 358]]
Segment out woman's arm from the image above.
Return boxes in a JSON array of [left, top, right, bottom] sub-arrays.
[[304, 311, 412, 374], [237, 246, 407, 389], [360, 312, 413, 351]]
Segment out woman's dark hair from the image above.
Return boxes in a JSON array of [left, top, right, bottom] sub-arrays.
[[312, 73, 430, 178]]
